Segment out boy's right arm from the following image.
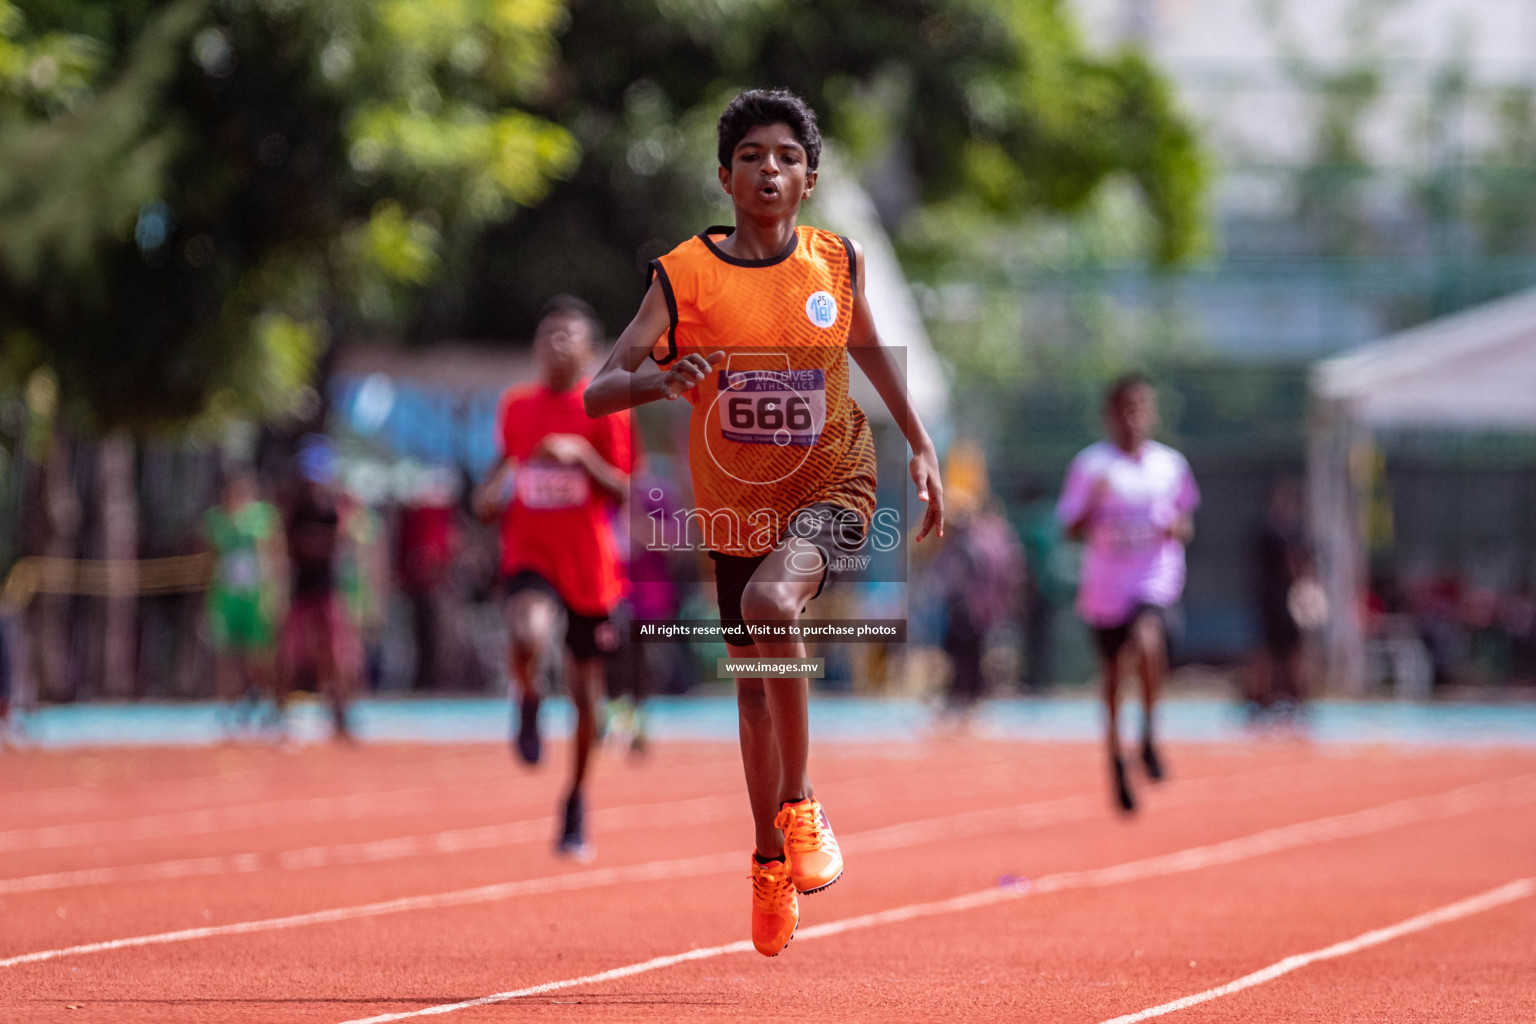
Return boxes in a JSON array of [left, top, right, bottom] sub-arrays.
[[584, 280, 723, 418], [1058, 463, 1106, 543]]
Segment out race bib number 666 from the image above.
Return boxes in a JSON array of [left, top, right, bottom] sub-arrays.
[[716, 369, 825, 447]]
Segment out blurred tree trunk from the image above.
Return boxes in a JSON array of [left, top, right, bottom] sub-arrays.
[[99, 431, 138, 698], [30, 429, 79, 701]]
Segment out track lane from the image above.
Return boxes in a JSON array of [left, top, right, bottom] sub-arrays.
[[321, 792, 1534, 1024], [3, 744, 1533, 1023], [1, 748, 1357, 952]]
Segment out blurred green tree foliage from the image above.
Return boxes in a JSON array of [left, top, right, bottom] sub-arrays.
[[0, 0, 576, 430], [443, 0, 1205, 339], [1, 0, 1202, 428]]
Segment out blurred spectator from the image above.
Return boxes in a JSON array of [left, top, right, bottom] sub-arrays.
[[1413, 569, 1472, 690], [448, 467, 507, 692], [1464, 586, 1509, 686], [278, 436, 362, 740], [931, 441, 1024, 716], [605, 471, 678, 753], [1506, 581, 1536, 687], [0, 609, 11, 732], [339, 488, 388, 689], [1248, 477, 1312, 722], [396, 467, 461, 690], [1015, 483, 1068, 692], [1362, 565, 1536, 695], [201, 466, 286, 735], [1365, 566, 1431, 698]]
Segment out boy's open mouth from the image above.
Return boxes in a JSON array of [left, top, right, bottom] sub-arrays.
[[759, 181, 780, 198]]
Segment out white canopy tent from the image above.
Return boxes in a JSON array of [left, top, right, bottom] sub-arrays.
[[1308, 286, 1536, 691]]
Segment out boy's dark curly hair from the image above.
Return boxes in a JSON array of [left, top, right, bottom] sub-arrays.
[[717, 89, 822, 171]]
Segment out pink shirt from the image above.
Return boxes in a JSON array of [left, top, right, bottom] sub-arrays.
[[1056, 441, 1199, 627]]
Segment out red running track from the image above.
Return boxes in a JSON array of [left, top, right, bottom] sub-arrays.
[[1, 738, 1533, 1022]]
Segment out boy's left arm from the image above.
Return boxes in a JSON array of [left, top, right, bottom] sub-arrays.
[[845, 240, 944, 542]]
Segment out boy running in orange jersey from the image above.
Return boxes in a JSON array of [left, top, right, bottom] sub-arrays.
[[586, 90, 944, 956], [475, 296, 633, 861]]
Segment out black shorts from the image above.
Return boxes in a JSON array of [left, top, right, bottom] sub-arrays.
[[502, 570, 616, 661], [710, 503, 867, 647], [1091, 604, 1175, 662]]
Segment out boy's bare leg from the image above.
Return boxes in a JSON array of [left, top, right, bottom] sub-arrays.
[[315, 623, 353, 742], [734, 663, 785, 857], [1132, 612, 1167, 779], [272, 666, 291, 715], [251, 653, 277, 707], [214, 653, 236, 703], [739, 539, 823, 807], [1102, 648, 1136, 811], [214, 652, 244, 738], [1133, 613, 1166, 726], [506, 591, 560, 700], [1101, 651, 1122, 759], [505, 590, 560, 765], [273, 616, 294, 716], [567, 655, 605, 793]]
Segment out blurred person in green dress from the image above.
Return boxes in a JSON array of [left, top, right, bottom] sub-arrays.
[[203, 466, 286, 735]]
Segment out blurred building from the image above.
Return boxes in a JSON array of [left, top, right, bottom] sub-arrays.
[[1059, 0, 1536, 355], [954, 0, 1536, 678]]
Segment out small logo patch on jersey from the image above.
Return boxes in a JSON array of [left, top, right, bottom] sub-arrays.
[[805, 291, 837, 329]]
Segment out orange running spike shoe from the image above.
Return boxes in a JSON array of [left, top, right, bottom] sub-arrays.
[[749, 855, 798, 956], [775, 797, 843, 894]]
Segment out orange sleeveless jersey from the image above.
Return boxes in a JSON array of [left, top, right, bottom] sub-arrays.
[[649, 225, 877, 557]]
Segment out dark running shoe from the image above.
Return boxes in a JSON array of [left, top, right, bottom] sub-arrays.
[[555, 790, 594, 862], [1112, 753, 1137, 814], [1141, 739, 1165, 781], [514, 691, 542, 766]]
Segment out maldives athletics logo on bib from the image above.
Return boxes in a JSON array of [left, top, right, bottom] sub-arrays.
[[805, 291, 837, 329]]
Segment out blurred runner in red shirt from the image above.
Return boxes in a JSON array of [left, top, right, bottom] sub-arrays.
[[475, 296, 633, 861]]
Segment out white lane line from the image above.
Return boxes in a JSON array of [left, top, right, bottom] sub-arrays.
[[0, 747, 1018, 858], [0, 753, 1337, 896], [0, 851, 744, 970], [0, 783, 513, 854], [328, 780, 1536, 1024], [0, 761, 1326, 965], [2, 773, 260, 820], [0, 747, 774, 853], [0, 793, 1098, 968], [0, 754, 499, 824], [0, 755, 1001, 891], [343, 939, 759, 1022], [0, 790, 1096, 898], [0, 753, 1331, 901], [0, 795, 739, 896], [1095, 878, 1536, 1024], [5, 770, 1531, 975]]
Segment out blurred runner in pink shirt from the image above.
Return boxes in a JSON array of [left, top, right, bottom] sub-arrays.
[[1058, 375, 1198, 814]]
